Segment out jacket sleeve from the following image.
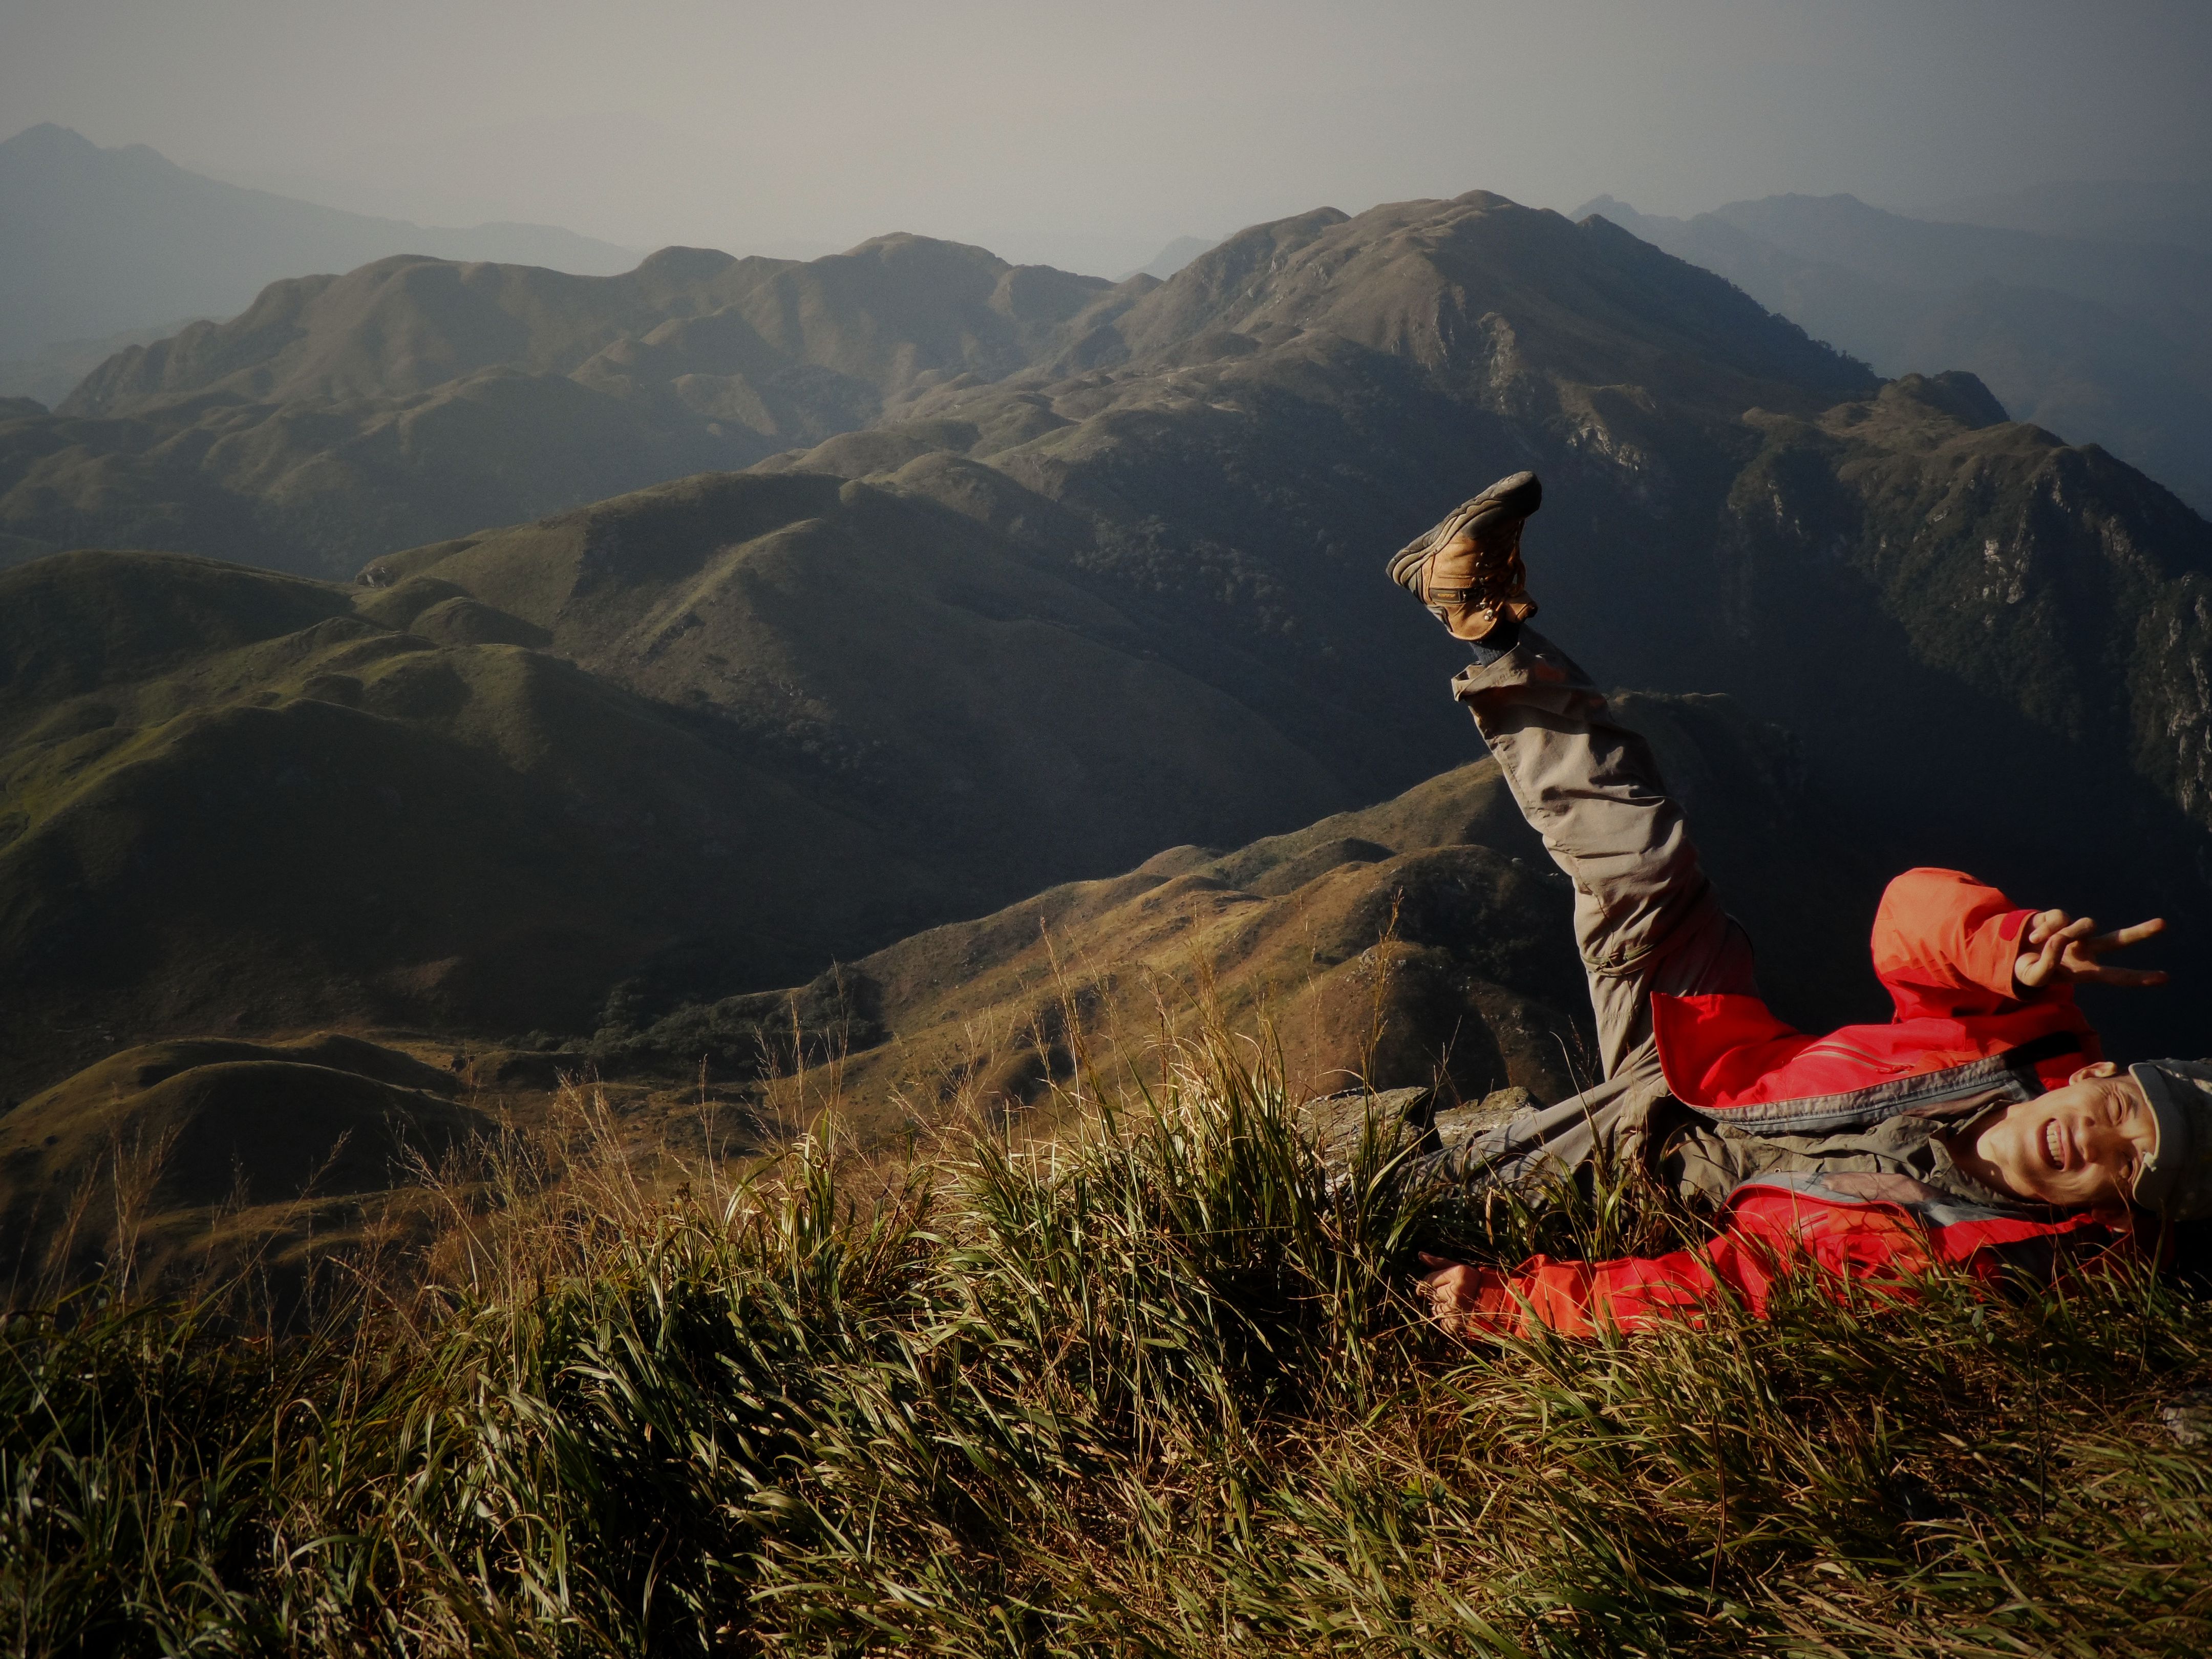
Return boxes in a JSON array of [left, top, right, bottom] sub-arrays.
[[1870, 867, 2037, 1019], [1438, 1192, 2140, 1340], [1441, 1193, 1934, 1337]]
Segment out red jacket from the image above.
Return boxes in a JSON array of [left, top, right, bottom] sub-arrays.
[[1453, 869, 2141, 1337]]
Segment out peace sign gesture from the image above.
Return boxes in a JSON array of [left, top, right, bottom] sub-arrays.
[[2014, 909, 2169, 992]]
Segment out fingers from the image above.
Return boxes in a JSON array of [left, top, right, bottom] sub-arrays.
[[1416, 1254, 1481, 1335], [2019, 910, 2169, 992], [2021, 915, 2100, 987], [2082, 917, 2166, 955], [2067, 918, 2170, 987], [2076, 966, 2171, 988], [2015, 930, 2066, 989]]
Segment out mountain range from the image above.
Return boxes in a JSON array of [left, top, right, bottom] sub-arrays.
[[5, 185, 2210, 1287], [0, 123, 637, 362], [1578, 190, 2212, 515], [0, 235, 1121, 578]]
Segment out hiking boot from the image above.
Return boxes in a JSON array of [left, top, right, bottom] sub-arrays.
[[1387, 471, 1542, 641]]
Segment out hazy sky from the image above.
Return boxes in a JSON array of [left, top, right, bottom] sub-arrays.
[[8, 0, 2212, 274]]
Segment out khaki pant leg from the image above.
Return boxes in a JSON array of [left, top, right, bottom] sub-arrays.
[[1452, 628, 1758, 1084]]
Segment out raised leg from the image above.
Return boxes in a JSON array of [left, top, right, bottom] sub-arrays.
[[1452, 627, 1757, 1083], [1409, 627, 1758, 1192]]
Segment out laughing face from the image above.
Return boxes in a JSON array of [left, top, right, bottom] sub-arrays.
[[1950, 1062, 2158, 1209]]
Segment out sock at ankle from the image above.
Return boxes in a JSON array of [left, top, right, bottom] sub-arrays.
[[1464, 618, 1522, 665]]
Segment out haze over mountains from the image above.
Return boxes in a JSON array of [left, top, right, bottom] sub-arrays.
[[1930, 179, 2212, 251], [1580, 189, 2212, 514], [5, 180, 2211, 1285], [0, 124, 637, 363]]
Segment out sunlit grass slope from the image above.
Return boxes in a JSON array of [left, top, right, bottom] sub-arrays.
[[597, 688, 1893, 1136]]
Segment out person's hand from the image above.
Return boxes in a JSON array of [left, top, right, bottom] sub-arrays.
[[1416, 1251, 1511, 1338], [2013, 910, 2168, 992]]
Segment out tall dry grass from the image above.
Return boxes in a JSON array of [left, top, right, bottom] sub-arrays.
[[4, 1019, 2209, 1655]]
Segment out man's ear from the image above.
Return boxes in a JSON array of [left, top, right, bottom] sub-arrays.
[[2070, 1060, 2121, 1082]]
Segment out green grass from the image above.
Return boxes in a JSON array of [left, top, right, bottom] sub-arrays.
[[3, 1026, 2209, 1656]]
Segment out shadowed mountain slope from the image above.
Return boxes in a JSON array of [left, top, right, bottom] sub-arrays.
[[0, 549, 958, 1095], [361, 469, 1349, 902], [1717, 375, 2212, 845]]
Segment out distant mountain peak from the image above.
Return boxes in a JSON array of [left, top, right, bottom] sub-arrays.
[[634, 245, 740, 281], [836, 231, 1023, 273], [2, 121, 98, 153], [2, 122, 185, 179]]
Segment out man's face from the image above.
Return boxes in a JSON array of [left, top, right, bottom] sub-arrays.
[[1967, 1063, 2157, 1208]]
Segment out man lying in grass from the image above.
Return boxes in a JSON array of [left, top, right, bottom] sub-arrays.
[[1389, 471, 2211, 1337]]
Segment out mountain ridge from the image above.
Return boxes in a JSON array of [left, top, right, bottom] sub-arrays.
[[1, 233, 1132, 579]]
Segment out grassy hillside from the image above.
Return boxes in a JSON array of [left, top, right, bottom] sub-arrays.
[[4, 1031, 2206, 1655], [0, 1033, 489, 1302], [0, 548, 952, 1097], [597, 689, 1894, 1150], [1, 680, 1893, 1300], [0, 484, 1390, 1104]]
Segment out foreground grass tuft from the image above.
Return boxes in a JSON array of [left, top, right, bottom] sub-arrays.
[[4, 1033, 2209, 1655]]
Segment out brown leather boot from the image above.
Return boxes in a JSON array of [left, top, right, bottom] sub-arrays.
[[1387, 471, 1542, 641]]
